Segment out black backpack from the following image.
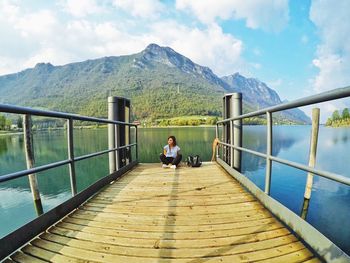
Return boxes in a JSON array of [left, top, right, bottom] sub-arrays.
[[187, 155, 202, 167]]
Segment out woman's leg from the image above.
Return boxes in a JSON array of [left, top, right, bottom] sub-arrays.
[[172, 154, 182, 166], [160, 154, 170, 164]]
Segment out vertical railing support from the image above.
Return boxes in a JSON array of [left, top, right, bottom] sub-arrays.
[[265, 111, 273, 195], [125, 105, 130, 165], [222, 96, 229, 163], [215, 124, 219, 159], [114, 124, 120, 171], [233, 93, 242, 171], [23, 114, 43, 215], [230, 120, 234, 168], [135, 126, 138, 160], [108, 97, 117, 173], [301, 108, 320, 219], [67, 118, 77, 196]]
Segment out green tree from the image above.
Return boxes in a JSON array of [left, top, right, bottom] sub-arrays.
[[17, 116, 23, 129], [342, 108, 350, 119], [332, 110, 340, 120], [0, 115, 6, 130], [325, 118, 332, 126], [5, 119, 12, 130]]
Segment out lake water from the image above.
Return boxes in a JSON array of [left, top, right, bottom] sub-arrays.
[[0, 126, 349, 255]]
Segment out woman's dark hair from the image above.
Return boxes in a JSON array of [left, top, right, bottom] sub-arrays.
[[168, 135, 177, 146]]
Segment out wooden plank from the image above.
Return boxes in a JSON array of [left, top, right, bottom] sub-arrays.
[[256, 248, 315, 262], [92, 191, 252, 200], [63, 216, 277, 231], [30, 238, 308, 263], [83, 200, 260, 212], [48, 227, 292, 249], [97, 190, 247, 198], [10, 252, 47, 263], [302, 258, 322, 263], [80, 202, 263, 216], [70, 209, 272, 225], [55, 221, 285, 239], [40, 232, 298, 258], [21, 245, 81, 263], [89, 195, 256, 207]]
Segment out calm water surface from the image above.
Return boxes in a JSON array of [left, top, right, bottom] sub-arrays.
[[0, 126, 349, 254]]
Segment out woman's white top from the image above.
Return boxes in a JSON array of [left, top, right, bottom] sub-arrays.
[[164, 145, 180, 158]]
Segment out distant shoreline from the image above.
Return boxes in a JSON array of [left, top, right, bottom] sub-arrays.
[[0, 123, 314, 136]]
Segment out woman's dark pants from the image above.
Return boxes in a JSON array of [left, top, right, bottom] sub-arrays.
[[160, 153, 182, 166]]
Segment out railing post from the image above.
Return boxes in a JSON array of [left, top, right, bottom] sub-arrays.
[[222, 96, 229, 163], [114, 124, 120, 171], [135, 126, 138, 160], [215, 124, 219, 159], [108, 97, 117, 173], [230, 120, 234, 168], [301, 108, 320, 219], [233, 93, 242, 171], [265, 111, 273, 195], [67, 118, 77, 196], [125, 104, 130, 165], [23, 114, 43, 215]]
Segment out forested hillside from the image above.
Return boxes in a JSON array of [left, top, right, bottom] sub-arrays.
[[0, 44, 310, 124]]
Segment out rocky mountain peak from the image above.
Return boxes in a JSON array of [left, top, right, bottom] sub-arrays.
[[222, 73, 281, 106], [135, 43, 229, 88], [33, 62, 55, 74]]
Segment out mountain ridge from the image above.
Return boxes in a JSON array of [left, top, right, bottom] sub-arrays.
[[0, 43, 310, 124]]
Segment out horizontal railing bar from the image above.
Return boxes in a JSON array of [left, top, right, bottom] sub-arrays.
[[0, 104, 137, 127], [217, 141, 350, 186], [219, 142, 266, 158], [0, 143, 137, 183], [0, 159, 71, 183], [74, 148, 117, 162], [270, 156, 350, 186], [74, 143, 137, 162], [218, 86, 350, 123], [116, 143, 137, 150]]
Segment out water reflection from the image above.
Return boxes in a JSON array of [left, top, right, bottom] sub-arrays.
[[241, 126, 297, 172], [0, 137, 8, 156]]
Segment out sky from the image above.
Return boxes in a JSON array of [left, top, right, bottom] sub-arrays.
[[0, 0, 349, 119]]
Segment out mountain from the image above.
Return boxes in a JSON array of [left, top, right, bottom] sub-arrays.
[[0, 43, 310, 124], [221, 73, 311, 123], [222, 73, 281, 106]]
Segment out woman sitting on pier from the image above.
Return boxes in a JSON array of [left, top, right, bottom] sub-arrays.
[[160, 135, 182, 169]]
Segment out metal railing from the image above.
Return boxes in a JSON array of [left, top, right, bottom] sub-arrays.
[[0, 103, 138, 197], [216, 86, 350, 194]]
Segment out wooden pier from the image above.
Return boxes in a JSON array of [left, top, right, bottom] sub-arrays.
[[5, 163, 319, 263]]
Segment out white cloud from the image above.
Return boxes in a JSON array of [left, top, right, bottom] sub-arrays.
[[147, 21, 245, 76], [0, 3, 247, 77], [15, 10, 59, 37], [0, 1, 251, 78], [176, 0, 289, 32], [113, 0, 164, 18], [60, 0, 105, 17], [308, 0, 350, 120], [310, 0, 350, 93]]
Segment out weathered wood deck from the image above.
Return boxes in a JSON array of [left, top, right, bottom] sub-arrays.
[[7, 162, 320, 262]]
